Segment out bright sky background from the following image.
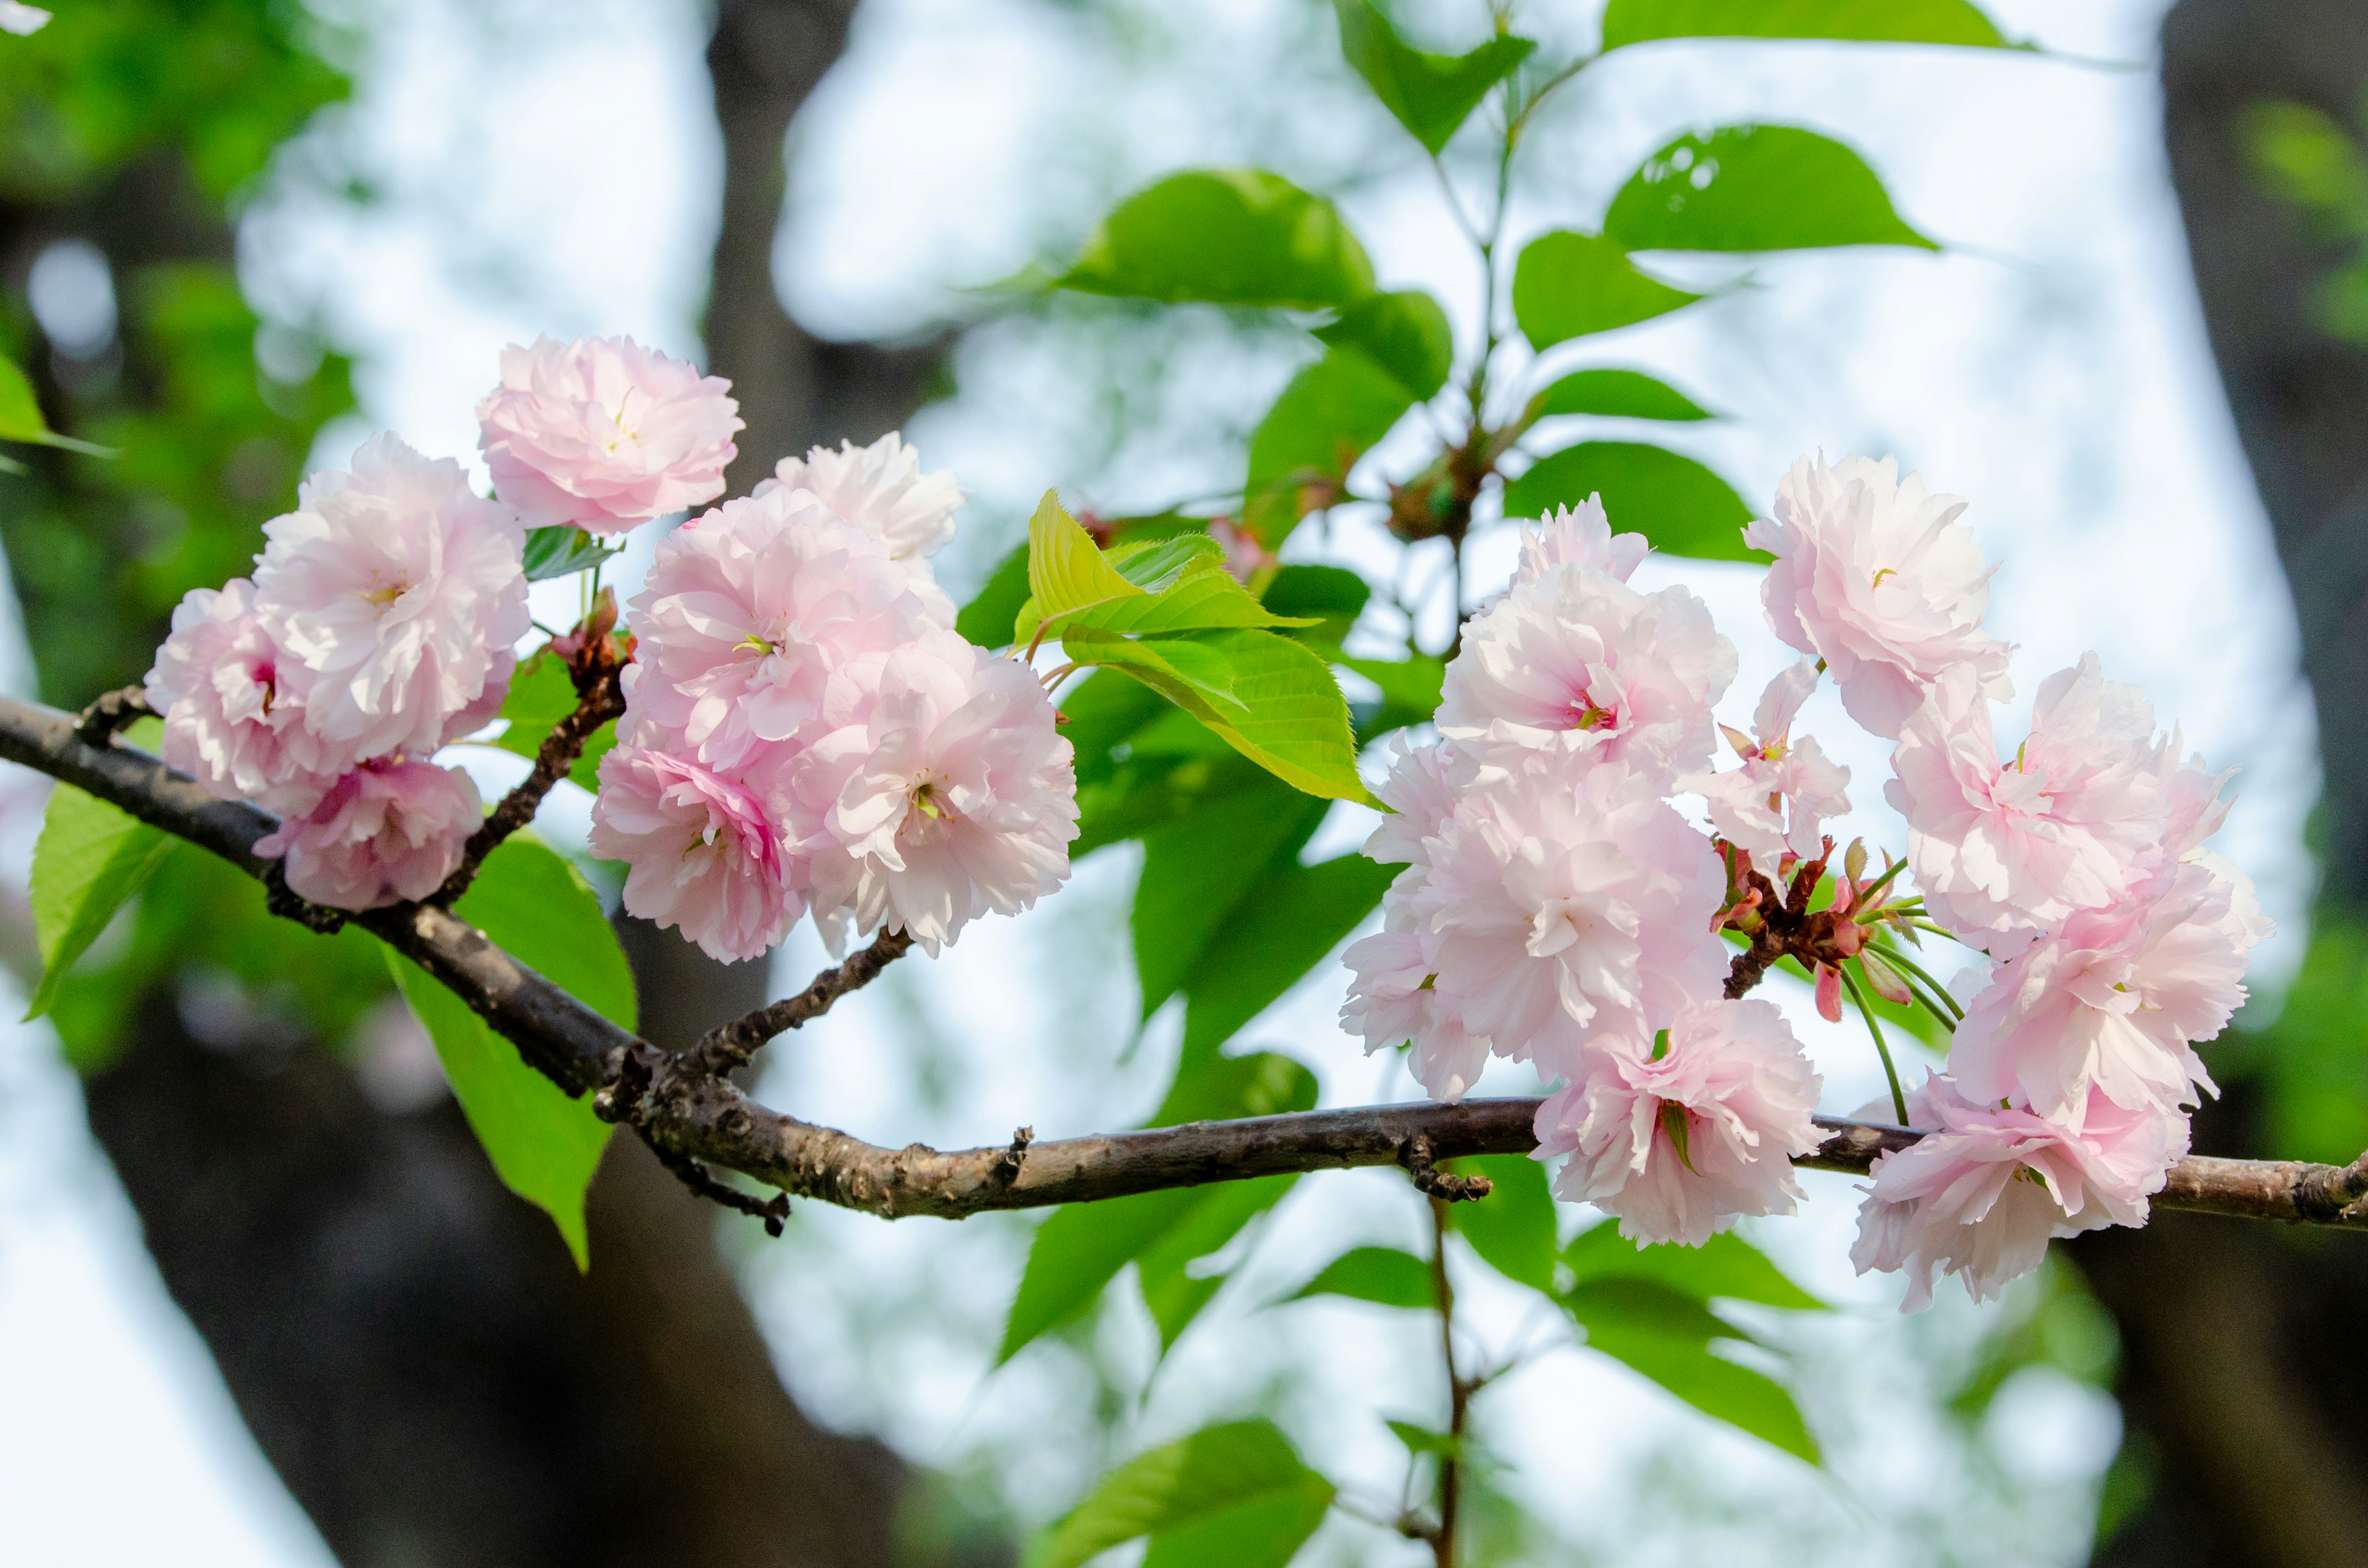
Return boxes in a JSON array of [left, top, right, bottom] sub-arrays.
[[0, 0, 2317, 1561]]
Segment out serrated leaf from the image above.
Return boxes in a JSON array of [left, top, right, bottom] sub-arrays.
[[1134, 778, 1329, 1016], [1054, 169, 1375, 309], [1064, 625, 1367, 801], [1443, 1154, 1559, 1293], [1288, 1244, 1436, 1309], [388, 837, 633, 1269], [1028, 489, 1145, 624], [1027, 1419, 1333, 1568], [1334, 0, 1537, 155], [1314, 289, 1455, 399], [1182, 851, 1397, 1061], [1565, 1223, 1827, 1310], [1243, 347, 1418, 543], [1530, 367, 1714, 421], [1511, 231, 1705, 349], [1503, 441, 1757, 561], [1604, 125, 1936, 252], [1600, 0, 2013, 51], [27, 784, 179, 1019], [955, 541, 1034, 649], [520, 525, 621, 582]]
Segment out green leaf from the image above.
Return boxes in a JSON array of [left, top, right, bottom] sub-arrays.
[[955, 543, 1034, 649], [1511, 231, 1705, 350], [487, 652, 612, 790], [27, 784, 179, 1019], [1151, 1049, 1322, 1128], [1502, 441, 1757, 562], [1054, 169, 1375, 309], [1562, 1274, 1820, 1462], [1443, 1154, 1559, 1293], [520, 525, 621, 582], [1003, 1186, 1207, 1360], [1064, 626, 1367, 802], [1385, 1419, 1465, 1460], [0, 351, 112, 456], [1027, 489, 1145, 624], [1333, 0, 1537, 155], [1020, 542, 1315, 645], [1182, 851, 1397, 1061], [1135, 780, 1330, 1016], [1603, 125, 1936, 252], [1262, 564, 1372, 636], [1529, 367, 1714, 422], [1138, 1174, 1299, 1349], [1339, 652, 1446, 734], [388, 837, 634, 1269], [1565, 1224, 1827, 1311], [1600, 0, 2013, 51], [1026, 1419, 1334, 1568], [1242, 346, 1418, 544], [1288, 1244, 1436, 1309], [1312, 288, 1455, 399]]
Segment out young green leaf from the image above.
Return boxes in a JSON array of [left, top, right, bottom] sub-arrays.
[[1511, 231, 1705, 348], [1286, 1244, 1436, 1309], [388, 837, 635, 1270], [1502, 441, 1759, 562], [27, 784, 180, 1019], [1133, 779, 1330, 1017], [1018, 549, 1317, 644], [1242, 345, 1418, 543], [1054, 168, 1375, 309], [1528, 367, 1714, 422], [1025, 1419, 1334, 1568], [1565, 1223, 1828, 1311], [955, 541, 1034, 649], [1180, 850, 1397, 1061], [1603, 125, 1937, 252], [520, 525, 622, 582], [1027, 489, 1145, 623], [1599, 0, 2013, 51], [1333, 0, 1537, 155], [1443, 1154, 1560, 1293], [1312, 288, 1455, 399]]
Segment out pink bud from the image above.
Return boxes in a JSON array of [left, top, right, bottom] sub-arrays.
[[1815, 963, 1844, 1023]]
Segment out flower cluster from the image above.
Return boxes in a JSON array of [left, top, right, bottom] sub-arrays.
[[147, 335, 1079, 967], [1350, 462, 2262, 1308]]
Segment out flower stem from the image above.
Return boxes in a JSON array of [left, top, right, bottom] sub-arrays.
[[1874, 944, 1967, 1024], [1840, 961, 1910, 1125]]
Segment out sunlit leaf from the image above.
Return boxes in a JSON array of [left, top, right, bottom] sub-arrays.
[[1603, 125, 1936, 252], [1511, 231, 1704, 348], [1313, 289, 1455, 400], [1019, 540, 1315, 644], [1026, 1419, 1334, 1568], [27, 781, 179, 1019], [1054, 168, 1375, 309], [1529, 367, 1714, 421], [1334, 0, 1536, 155], [1502, 441, 1758, 561], [1243, 346, 1418, 543], [1028, 488, 1145, 623], [1600, 0, 2014, 51], [1287, 1244, 1436, 1309]]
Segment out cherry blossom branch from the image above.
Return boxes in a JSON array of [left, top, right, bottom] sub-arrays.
[[73, 684, 152, 746], [3, 691, 2366, 1234], [691, 927, 914, 1075]]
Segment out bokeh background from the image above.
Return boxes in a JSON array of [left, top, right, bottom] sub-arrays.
[[2, 1, 2364, 1564]]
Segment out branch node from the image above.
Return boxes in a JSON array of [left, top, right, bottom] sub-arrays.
[[593, 1048, 654, 1125], [993, 1127, 1034, 1186], [73, 686, 152, 747], [1399, 1133, 1492, 1202], [691, 928, 915, 1075]]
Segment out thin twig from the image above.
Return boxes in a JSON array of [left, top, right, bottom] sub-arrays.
[[434, 647, 626, 906], [1429, 1196, 1466, 1568], [692, 928, 915, 1075], [73, 685, 151, 747], [636, 1126, 791, 1236]]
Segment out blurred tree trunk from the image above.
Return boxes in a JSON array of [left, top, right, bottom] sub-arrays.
[[2082, 4, 2368, 1566], [71, 4, 963, 1563]]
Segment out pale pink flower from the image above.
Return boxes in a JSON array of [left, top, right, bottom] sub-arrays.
[[757, 432, 963, 566], [1677, 658, 1852, 863], [253, 433, 528, 763], [1746, 453, 2012, 739], [1410, 758, 1728, 1078], [1362, 734, 1466, 871], [1340, 925, 1491, 1102], [807, 631, 1078, 955], [1947, 858, 2262, 1119], [1887, 656, 2169, 956], [1536, 998, 1822, 1247], [478, 335, 741, 534], [145, 578, 342, 814], [1514, 497, 1650, 588], [256, 758, 481, 911], [625, 485, 934, 771], [588, 744, 798, 964], [1851, 1076, 2185, 1311], [1436, 563, 1735, 789]]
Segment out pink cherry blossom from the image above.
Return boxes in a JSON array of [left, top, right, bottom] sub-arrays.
[[252, 433, 528, 763], [1946, 858, 2263, 1118], [1513, 497, 1650, 588], [806, 631, 1078, 955], [1340, 925, 1491, 1102], [145, 578, 342, 815], [757, 432, 962, 567], [256, 758, 482, 911], [1436, 562, 1735, 789], [1410, 758, 1728, 1078], [1362, 734, 1466, 871], [1851, 1076, 2186, 1311], [1888, 655, 2172, 956], [1536, 998, 1822, 1247], [1677, 658, 1851, 863], [625, 485, 934, 771], [588, 744, 799, 964], [1746, 453, 2012, 739], [478, 335, 741, 534]]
